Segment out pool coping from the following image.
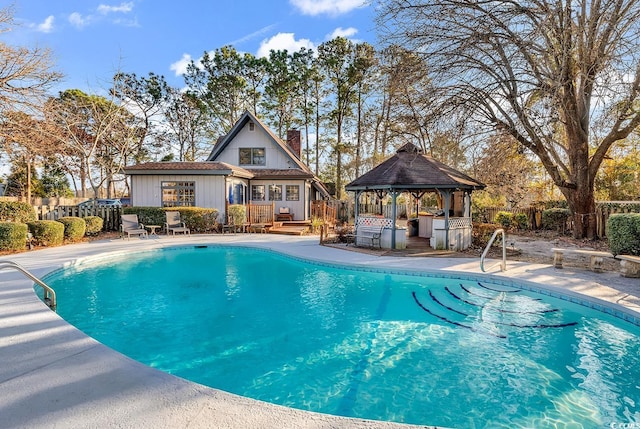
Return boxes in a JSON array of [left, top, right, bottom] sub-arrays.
[[1, 234, 638, 428]]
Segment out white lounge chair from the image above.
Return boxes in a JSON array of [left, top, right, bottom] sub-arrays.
[[164, 211, 191, 235], [121, 214, 148, 239]]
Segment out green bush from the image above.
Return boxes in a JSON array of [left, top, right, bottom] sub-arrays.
[[124, 207, 220, 233], [0, 222, 28, 251], [164, 207, 219, 233], [494, 211, 513, 229], [123, 207, 165, 227], [514, 213, 529, 230], [227, 204, 246, 223], [83, 216, 104, 235], [472, 222, 499, 248], [0, 201, 37, 223], [541, 208, 571, 231], [58, 216, 86, 242], [607, 213, 640, 256], [27, 220, 64, 247]]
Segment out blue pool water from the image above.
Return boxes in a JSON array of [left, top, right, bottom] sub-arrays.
[[45, 246, 640, 428]]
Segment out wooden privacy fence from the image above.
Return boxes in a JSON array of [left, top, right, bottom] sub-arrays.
[[35, 205, 122, 231]]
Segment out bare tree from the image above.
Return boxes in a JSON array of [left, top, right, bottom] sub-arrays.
[[0, 6, 61, 112], [378, 0, 640, 238]]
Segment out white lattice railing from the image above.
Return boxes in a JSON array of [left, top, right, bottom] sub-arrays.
[[356, 216, 395, 229], [449, 217, 472, 229]]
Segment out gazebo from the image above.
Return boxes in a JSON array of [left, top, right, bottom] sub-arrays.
[[345, 143, 485, 250]]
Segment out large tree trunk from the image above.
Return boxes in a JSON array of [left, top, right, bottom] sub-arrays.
[[564, 185, 597, 239]]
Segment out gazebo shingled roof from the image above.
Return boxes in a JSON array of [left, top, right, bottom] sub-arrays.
[[345, 143, 485, 192]]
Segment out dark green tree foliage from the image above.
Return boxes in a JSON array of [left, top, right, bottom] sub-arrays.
[[40, 162, 73, 197], [184, 46, 249, 135], [262, 49, 300, 139]]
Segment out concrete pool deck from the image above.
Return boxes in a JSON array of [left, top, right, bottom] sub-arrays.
[[1, 234, 638, 428]]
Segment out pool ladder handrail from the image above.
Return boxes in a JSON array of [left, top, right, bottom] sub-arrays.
[[480, 228, 507, 272], [0, 260, 57, 311]]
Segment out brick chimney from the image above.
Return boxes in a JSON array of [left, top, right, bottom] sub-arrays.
[[286, 129, 301, 159]]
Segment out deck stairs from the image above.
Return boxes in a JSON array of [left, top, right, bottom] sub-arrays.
[[269, 221, 310, 236]]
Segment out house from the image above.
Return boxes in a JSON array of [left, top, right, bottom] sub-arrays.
[[125, 111, 331, 223]]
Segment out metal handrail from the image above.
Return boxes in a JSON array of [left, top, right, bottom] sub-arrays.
[[0, 260, 57, 311], [480, 228, 507, 272]]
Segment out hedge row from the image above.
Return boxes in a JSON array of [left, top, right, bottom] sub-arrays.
[[607, 213, 640, 256], [0, 201, 37, 223], [123, 207, 220, 233], [0, 216, 100, 251]]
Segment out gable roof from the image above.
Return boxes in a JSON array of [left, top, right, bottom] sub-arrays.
[[206, 110, 309, 172], [124, 161, 253, 178], [345, 143, 485, 191]]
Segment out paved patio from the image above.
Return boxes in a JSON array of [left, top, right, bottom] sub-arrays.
[[0, 234, 638, 428]]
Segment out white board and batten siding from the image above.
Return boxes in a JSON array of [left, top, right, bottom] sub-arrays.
[[130, 175, 227, 214], [214, 122, 293, 169]]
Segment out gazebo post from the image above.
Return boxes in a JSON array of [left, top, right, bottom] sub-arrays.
[[440, 189, 451, 250], [354, 190, 361, 220], [391, 189, 397, 249]]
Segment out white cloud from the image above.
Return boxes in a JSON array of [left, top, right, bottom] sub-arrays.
[[256, 33, 315, 58], [290, 0, 368, 17], [170, 54, 193, 76], [35, 15, 55, 33], [68, 12, 88, 28], [326, 27, 358, 40], [98, 2, 134, 14]]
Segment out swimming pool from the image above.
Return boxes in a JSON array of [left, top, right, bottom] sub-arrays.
[[45, 245, 640, 428]]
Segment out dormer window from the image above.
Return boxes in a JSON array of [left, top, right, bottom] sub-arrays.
[[248, 122, 255, 131]]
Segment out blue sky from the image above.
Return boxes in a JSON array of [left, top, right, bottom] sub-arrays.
[[7, 0, 376, 93]]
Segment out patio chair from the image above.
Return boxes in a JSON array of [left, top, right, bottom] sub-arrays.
[[164, 211, 191, 235], [221, 215, 236, 234], [121, 214, 148, 240]]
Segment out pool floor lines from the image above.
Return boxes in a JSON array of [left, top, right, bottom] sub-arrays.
[[419, 288, 578, 332], [476, 281, 521, 293], [459, 283, 539, 303], [458, 285, 560, 314], [411, 291, 507, 339]]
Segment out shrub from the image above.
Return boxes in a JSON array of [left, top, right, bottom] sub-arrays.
[[494, 211, 513, 229], [514, 213, 529, 230], [0, 222, 28, 251], [123, 207, 165, 226], [58, 216, 86, 242], [472, 222, 499, 248], [0, 201, 37, 223], [227, 204, 246, 223], [164, 207, 219, 233], [83, 216, 104, 235], [27, 220, 64, 247], [541, 208, 571, 232], [607, 213, 640, 256]]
